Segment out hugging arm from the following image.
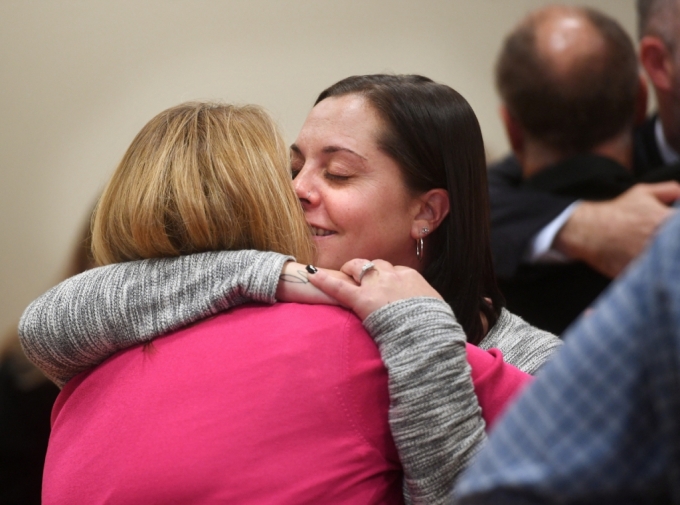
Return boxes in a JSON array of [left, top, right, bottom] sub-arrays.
[[489, 157, 680, 279], [479, 309, 561, 376], [19, 250, 291, 387], [365, 298, 486, 505], [553, 183, 680, 278]]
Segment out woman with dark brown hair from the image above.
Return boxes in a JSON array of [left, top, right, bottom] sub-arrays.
[[294, 74, 504, 343]]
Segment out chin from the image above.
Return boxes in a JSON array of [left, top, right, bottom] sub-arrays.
[[314, 251, 345, 271]]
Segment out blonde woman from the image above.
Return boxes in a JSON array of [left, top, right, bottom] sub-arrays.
[[31, 102, 531, 505]]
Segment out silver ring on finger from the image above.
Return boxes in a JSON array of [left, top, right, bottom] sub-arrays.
[[358, 261, 376, 283]]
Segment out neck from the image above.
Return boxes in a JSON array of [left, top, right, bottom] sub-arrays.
[[519, 131, 633, 178]]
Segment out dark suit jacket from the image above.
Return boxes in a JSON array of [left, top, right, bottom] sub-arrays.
[[489, 116, 664, 279], [490, 117, 680, 334]]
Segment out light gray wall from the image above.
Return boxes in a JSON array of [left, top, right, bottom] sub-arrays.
[[0, 0, 636, 339]]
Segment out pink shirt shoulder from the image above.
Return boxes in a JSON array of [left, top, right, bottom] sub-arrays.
[[45, 303, 403, 505]]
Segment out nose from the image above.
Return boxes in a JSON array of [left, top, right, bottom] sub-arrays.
[[293, 168, 315, 208]]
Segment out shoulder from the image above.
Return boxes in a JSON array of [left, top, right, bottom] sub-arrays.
[[230, 302, 359, 331], [487, 155, 523, 186]]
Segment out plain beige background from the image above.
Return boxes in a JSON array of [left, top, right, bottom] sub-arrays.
[[0, 1, 636, 340]]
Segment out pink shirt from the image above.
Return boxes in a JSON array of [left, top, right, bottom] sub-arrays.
[[466, 344, 531, 428], [44, 303, 529, 504]]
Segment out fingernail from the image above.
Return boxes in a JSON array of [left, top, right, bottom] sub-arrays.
[[305, 265, 318, 274]]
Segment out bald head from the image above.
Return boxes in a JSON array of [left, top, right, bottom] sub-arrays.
[[496, 6, 639, 154], [533, 7, 606, 80]]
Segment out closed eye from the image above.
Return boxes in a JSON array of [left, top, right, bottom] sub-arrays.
[[324, 172, 350, 182], [290, 144, 304, 179]]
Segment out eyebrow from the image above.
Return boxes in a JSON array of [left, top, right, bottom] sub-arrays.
[[290, 143, 367, 161]]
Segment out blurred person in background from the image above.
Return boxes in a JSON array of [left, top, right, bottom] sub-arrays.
[[0, 217, 95, 505], [490, 5, 680, 335], [488, 1, 680, 326], [454, 208, 680, 504]]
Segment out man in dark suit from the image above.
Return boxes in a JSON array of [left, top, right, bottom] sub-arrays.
[[490, 4, 680, 334]]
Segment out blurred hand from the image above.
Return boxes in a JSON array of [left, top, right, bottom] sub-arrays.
[[307, 258, 443, 320], [554, 182, 680, 278]]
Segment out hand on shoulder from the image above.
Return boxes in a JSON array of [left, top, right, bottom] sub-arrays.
[[555, 182, 680, 278], [307, 259, 443, 321]]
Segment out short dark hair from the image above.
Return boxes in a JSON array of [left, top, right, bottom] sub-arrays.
[[496, 8, 639, 154], [316, 75, 504, 344], [637, 0, 676, 44], [638, 0, 657, 37]]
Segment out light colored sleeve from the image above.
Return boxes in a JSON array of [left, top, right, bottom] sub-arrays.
[[364, 297, 486, 505], [479, 309, 562, 375], [18, 250, 292, 387], [527, 201, 579, 263]]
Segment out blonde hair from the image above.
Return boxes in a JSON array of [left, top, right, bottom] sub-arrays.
[[92, 102, 314, 266]]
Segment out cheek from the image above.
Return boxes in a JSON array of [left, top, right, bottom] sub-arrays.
[[375, 188, 416, 223], [320, 189, 368, 228], [353, 189, 415, 243], [318, 180, 415, 232]]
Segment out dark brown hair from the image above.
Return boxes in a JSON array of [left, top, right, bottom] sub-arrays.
[[496, 7, 639, 154], [316, 75, 504, 344]]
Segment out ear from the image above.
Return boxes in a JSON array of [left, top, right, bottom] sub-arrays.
[[634, 73, 649, 126], [410, 188, 450, 240], [500, 105, 524, 157], [640, 35, 673, 94]]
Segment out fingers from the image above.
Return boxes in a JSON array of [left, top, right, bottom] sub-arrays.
[[340, 259, 374, 284], [309, 259, 442, 320], [340, 258, 368, 280], [637, 181, 680, 204], [306, 268, 360, 309], [340, 258, 397, 284]]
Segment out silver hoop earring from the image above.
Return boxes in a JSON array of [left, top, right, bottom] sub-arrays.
[[416, 227, 428, 261]]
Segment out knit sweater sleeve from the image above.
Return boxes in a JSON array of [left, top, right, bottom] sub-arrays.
[[363, 297, 486, 505], [18, 250, 291, 387], [479, 308, 562, 375]]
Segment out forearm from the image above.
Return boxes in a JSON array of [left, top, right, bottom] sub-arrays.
[[552, 184, 679, 279], [480, 309, 561, 375], [526, 202, 578, 263], [364, 298, 486, 505], [19, 250, 291, 387]]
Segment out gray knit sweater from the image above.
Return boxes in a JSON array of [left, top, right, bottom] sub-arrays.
[[19, 249, 560, 504]]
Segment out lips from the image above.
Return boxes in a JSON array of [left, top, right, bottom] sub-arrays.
[[309, 225, 336, 237]]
